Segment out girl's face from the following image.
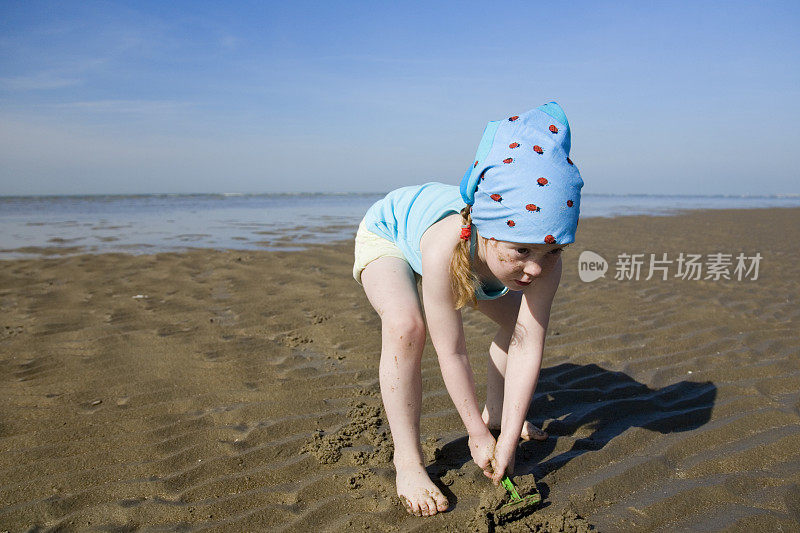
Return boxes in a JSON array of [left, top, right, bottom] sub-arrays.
[[483, 239, 564, 289]]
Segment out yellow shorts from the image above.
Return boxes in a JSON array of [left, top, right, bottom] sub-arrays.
[[353, 219, 420, 286]]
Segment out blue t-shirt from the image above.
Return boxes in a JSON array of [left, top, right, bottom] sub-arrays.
[[363, 182, 509, 300]]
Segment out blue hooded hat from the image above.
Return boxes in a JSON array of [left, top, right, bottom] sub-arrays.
[[459, 102, 583, 245]]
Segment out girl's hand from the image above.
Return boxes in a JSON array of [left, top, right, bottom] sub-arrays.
[[468, 430, 497, 479], [489, 432, 518, 485]]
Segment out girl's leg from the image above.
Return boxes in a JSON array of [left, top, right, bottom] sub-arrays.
[[477, 292, 548, 441], [361, 256, 449, 517], [484, 324, 513, 426]]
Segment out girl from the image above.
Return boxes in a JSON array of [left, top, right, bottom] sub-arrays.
[[353, 103, 583, 517]]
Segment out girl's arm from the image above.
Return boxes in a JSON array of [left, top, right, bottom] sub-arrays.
[[420, 224, 495, 474], [491, 256, 562, 484], [421, 267, 486, 436]]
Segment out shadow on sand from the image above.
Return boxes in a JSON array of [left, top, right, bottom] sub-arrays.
[[428, 363, 716, 491]]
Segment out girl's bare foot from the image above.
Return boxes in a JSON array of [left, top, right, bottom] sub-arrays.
[[481, 407, 548, 441], [395, 464, 449, 516], [519, 420, 548, 441]]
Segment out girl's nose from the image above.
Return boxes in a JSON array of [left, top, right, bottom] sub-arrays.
[[523, 261, 543, 278]]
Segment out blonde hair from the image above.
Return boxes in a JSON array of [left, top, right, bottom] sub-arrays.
[[449, 206, 481, 309]]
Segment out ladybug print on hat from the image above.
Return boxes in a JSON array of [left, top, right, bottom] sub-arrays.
[[526, 204, 540, 212], [537, 177, 549, 186], [507, 220, 516, 227], [533, 145, 544, 154], [490, 194, 502, 202], [503, 158, 513, 164], [509, 142, 519, 149], [567, 200, 573, 207], [544, 235, 556, 244], [549, 124, 559, 134], [509, 116, 519, 121]]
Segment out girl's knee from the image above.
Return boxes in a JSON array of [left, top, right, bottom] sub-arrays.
[[382, 314, 426, 346]]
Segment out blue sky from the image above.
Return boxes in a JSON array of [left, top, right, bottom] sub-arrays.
[[1, 0, 798, 195]]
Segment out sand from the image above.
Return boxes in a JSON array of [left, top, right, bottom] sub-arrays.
[[1, 207, 799, 532]]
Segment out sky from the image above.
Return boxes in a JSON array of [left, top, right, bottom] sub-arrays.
[[0, 0, 798, 196]]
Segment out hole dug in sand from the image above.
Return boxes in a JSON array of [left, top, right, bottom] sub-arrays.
[[469, 474, 595, 532]]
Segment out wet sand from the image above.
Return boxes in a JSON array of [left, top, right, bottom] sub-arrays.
[[1, 207, 799, 531]]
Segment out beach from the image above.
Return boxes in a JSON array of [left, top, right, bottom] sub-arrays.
[[1, 207, 799, 531]]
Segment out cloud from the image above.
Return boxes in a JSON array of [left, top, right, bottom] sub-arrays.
[[219, 34, 240, 50], [47, 100, 194, 115], [0, 72, 81, 91]]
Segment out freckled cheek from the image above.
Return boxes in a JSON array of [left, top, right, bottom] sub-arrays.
[[500, 258, 522, 276], [490, 257, 514, 278], [500, 256, 519, 272]]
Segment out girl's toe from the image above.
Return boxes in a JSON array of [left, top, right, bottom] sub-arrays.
[[419, 498, 433, 516], [415, 497, 427, 516], [401, 496, 418, 516], [434, 493, 449, 512], [430, 496, 442, 515], [521, 421, 548, 441]]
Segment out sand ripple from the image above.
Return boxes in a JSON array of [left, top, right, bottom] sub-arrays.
[[1, 208, 799, 531]]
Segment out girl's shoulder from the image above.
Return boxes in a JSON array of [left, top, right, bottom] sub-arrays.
[[420, 212, 461, 261]]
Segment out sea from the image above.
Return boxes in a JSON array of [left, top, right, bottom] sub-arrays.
[[1, 192, 799, 259]]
